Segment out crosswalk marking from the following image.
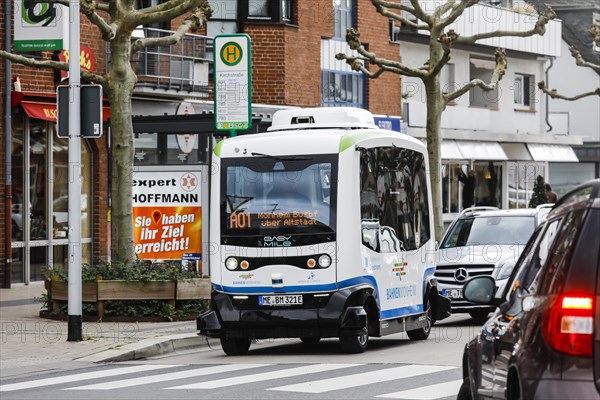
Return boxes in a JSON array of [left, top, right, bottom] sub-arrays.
[[268, 364, 457, 394], [0, 365, 181, 392], [66, 363, 269, 390], [376, 379, 463, 399], [167, 364, 362, 390]]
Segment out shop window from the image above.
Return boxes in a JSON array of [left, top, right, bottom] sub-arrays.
[[334, 0, 353, 38], [443, 162, 503, 213], [442, 163, 465, 213], [507, 162, 546, 209], [322, 70, 365, 108], [10, 113, 92, 283], [133, 132, 210, 165], [469, 57, 499, 109], [473, 162, 502, 207], [360, 147, 431, 252], [514, 73, 535, 110]]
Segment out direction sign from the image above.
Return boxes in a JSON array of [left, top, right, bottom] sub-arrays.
[[214, 34, 252, 133]]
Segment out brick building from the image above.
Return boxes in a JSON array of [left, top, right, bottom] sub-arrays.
[[1, 0, 402, 287]]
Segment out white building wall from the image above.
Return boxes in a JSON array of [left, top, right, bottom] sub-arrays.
[[547, 40, 600, 141], [400, 43, 546, 136]]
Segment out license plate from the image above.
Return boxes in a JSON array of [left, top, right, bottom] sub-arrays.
[[258, 295, 303, 306], [446, 289, 462, 299]]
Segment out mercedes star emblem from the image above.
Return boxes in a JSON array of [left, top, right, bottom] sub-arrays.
[[454, 268, 469, 282]]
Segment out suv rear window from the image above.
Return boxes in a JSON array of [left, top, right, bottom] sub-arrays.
[[441, 216, 535, 248]]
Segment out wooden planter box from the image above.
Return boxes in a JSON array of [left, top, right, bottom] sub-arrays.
[[44, 277, 211, 320]]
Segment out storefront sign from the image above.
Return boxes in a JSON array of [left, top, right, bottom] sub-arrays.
[[58, 45, 96, 80], [132, 169, 202, 260], [14, 0, 69, 51], [214, 34, 252, 132]]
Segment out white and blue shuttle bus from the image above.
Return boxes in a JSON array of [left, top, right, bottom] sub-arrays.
[[198, 107, 450, 355]]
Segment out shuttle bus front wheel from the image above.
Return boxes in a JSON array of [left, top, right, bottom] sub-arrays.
[[220, 337, 251, 356], [407, 305, 432, 341], [339, 326, 369, 353]]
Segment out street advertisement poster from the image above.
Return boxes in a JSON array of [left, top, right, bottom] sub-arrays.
[[14, 0, 69, 51], [132, 168, 202, 261]]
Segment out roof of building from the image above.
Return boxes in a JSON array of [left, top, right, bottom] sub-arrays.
[[529, 0, 600, 69]]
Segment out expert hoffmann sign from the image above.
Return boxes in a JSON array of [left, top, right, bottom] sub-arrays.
[[132, 170, 202, 260]]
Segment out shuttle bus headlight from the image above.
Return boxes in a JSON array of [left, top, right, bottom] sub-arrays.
[[225, 257, 238, 271], [318, 254, 332, 268]]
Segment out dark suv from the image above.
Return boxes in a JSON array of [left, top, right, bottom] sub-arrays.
[[458, 179, 600, 399]]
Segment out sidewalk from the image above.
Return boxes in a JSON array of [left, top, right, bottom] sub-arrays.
[[0, 283, 215, 371]]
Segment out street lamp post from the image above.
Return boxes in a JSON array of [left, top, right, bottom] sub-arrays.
[[67, 0, 82, 342]]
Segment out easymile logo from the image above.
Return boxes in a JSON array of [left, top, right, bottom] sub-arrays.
[[263, 236, 292, 247]]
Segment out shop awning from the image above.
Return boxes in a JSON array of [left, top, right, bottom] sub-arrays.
[[527, 144, 579, 162], [441, 140, 463, 160], [500, 143, 532, 161], [21, 100, 110, 122], [442, 140, 508, 161]]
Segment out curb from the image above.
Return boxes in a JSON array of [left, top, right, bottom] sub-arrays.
[[77, 334, 220, 363]]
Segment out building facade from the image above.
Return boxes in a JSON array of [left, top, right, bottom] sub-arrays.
[[0, 0, 401, 287], [394, 0, 584, 226]]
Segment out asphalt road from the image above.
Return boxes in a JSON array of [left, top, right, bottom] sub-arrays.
[[0, 314, 482, 400]]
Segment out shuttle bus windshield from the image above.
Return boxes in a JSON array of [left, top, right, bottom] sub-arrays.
[[221, 154, 338, 240]]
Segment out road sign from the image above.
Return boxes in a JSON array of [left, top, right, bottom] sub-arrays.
[[57, 84, 103, 138], [214, 34, 252, 133]]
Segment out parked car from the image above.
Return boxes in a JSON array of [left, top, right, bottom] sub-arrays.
[[436, 205, 552, 320], [458, 179, 600, 399]]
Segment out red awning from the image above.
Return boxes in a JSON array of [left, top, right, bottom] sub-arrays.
[[21, 100, 111, 122]]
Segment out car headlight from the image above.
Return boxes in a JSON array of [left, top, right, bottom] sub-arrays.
[[225, 257, 238, 271], [318, 254, 332, 268], [497, 261, 516, 280]]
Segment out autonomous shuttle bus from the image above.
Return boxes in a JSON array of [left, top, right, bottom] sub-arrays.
[[198, 107, 450, 355]]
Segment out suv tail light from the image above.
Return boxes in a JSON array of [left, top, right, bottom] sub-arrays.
[[543, 295, 593, 357]]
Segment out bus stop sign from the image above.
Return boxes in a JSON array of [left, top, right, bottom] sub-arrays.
[[214, 34, 252, 133]]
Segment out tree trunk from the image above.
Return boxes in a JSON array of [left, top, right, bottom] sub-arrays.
[[424, 76, 445, 243], [107, 37, 137, 263]]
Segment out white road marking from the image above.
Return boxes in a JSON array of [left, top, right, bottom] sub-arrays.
[[376, 379, 463, 399], [167, 364, 362, 390], [66, 364, 269, 390], [0, 365, 181, 392], [268, 364, 457, 393]]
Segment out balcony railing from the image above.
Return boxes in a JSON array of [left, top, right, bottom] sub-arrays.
[[107, 28, 214, 95], [396, 0, 562, 57]]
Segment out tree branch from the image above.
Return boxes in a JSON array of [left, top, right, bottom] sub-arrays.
[[569, 45, 600, 73], [0, 50, 108, 86], [373, 4, 429, 30], [590, 23, 600, 48], [440, 0, 479, 29], [130, 4, 210, 55], [338, 28, 426, 78], [444, 48, 507, 102], [455, 7, 556, 45], [81, 0, 116, 40], [427, 30, 458, 78], [371, 0, 418, 15], [128, 0, 210, 27], [537, 81, 600, 101]]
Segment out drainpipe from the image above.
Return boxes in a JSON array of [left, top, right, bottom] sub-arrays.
[[545, 57, 554, 132], [4, 0, 12, 288]]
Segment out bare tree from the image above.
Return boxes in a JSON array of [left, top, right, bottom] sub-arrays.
[[336, 0, 556, 241], [538, 24, 600, 100], [0, 0, 212, 262]]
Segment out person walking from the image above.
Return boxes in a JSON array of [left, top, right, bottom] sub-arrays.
[[458, 168, 476, 209], [545, 183, 558, 203]]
